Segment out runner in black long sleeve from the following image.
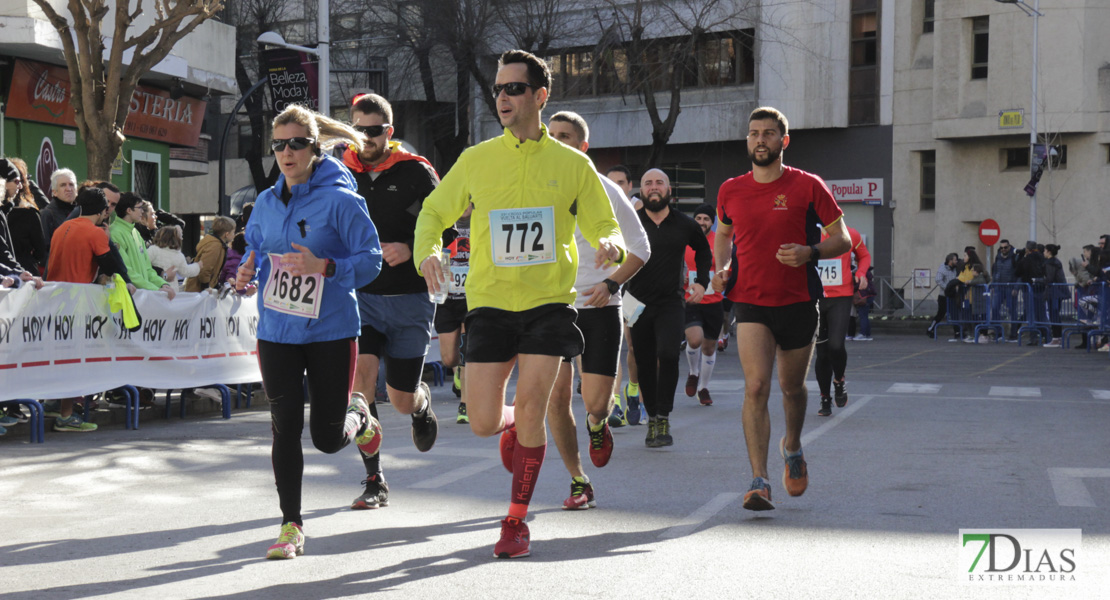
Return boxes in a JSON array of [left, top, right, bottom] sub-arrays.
[[624, 168, 711, 447]]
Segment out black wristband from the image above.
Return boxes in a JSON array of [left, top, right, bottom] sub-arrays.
[[809, 245, 821, 264]]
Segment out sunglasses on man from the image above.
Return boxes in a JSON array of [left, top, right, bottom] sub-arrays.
[[491, 82, 538, 97], [354, 124, 390, 138], [271, 137, 316, 152]]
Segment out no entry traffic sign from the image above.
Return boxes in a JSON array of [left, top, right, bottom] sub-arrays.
[[979, 219, 1001, 246]]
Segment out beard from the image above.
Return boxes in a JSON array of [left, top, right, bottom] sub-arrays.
[[643, 192, 671, 213], [748, 144, 782, 167], [359, 142, 386, 164]]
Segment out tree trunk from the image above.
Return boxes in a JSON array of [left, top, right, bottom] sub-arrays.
[[235, 59, 270, 192]]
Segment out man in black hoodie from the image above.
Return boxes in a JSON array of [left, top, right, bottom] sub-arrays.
[[343, 93, 442, 511]]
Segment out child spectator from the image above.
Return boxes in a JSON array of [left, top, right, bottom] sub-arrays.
[[219, 231, 247, 287], [148, 226, 200, 292]]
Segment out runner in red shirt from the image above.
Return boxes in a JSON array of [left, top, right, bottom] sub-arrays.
[[710, 106, 851, 511], [814, 226, 871, 416], [683, 204, 724, 406]]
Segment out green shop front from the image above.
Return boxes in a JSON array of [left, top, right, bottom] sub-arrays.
[[1, 58, 205, 208]]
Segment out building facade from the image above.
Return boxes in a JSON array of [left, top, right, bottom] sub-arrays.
[[0, 0, 235, 215], [892, 0, 1110, 286]]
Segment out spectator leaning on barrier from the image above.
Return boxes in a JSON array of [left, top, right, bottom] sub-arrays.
[[3, 158, 48, 276], [148, 226, 200, 292], [43, 187, 134, 432], [1, 159, 46, 290], [991, 239, 1020, 341], [926, 252, 960, 339], [110, 192, 175, 299], [185, 216, 234, 292], [39, 168, 78, 256], [220, 232, 246, 287], [1042, 244, 1067, 347]]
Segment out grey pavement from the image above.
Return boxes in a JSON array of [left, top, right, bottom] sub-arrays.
[[2, 332, 1109, 599]]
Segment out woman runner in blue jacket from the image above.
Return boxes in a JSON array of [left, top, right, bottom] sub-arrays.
[[236, 104, 384, 560]]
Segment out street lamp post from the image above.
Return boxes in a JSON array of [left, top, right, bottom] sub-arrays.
[[257, 0, 330, 116], [995, 0, 1042, 242]]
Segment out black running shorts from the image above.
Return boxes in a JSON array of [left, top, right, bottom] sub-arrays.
[[733, 300, 819, 351], [434, 298, 468, 334], [561, 305, 622, 377], [684, 301, 725, 341], [464, 303, 584, 363]]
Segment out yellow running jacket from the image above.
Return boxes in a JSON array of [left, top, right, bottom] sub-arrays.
[[414, 125, 624, 312]]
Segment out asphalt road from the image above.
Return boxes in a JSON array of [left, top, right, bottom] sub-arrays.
[[2, 332, 1108, 599]]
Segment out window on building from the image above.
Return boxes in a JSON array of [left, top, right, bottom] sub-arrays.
[[850, 0, 879, 125], [971, 16, 989, 80], [547, 29, 754, 99], [923, 0, 935, 34], [1005, 147, 1029, 170], [662, 163, 706, 207], [920, 150, 936, 212]]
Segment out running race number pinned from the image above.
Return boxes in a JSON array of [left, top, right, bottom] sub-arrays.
[[262, 253, 324, 318], [448, 265, 468, 293], [489, 206, 556, 266], [817, 259, 842, 287]]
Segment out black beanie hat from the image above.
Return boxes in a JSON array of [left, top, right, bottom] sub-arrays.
[[693, 203, 715, 222]]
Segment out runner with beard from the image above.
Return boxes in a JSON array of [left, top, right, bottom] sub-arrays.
[[625, 169, 711, 448], [344, 93, 441, 511], [711, 106, 850, 511]]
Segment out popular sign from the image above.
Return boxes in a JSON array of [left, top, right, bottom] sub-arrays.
[[825, 178, 883, 206], [5, 59, 207, 147]]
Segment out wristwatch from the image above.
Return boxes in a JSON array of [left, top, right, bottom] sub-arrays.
[[602, 278, 620, 294], [808, 245, 821, 264], [324, 258, 336, 277]]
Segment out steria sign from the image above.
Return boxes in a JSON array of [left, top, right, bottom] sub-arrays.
[[5, 59, 207, 147]]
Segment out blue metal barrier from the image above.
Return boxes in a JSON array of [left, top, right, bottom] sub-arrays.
[[0, 399, 44, 443]]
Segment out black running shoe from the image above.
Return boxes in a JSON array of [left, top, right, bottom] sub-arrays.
[[411, 382, 438, 452], [817, 395, 832, 417], [833, 379, 848, 408], [644, 419, 658, 447], [654, 417, 673, 447], [351, 475, 390, 510]]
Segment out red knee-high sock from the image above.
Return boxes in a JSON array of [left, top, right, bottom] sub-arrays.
[[508, 442, 546, 520], [500, 403, 516, 433]]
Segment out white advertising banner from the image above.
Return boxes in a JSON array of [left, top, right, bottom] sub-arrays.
[[0, 283, 261, 400]]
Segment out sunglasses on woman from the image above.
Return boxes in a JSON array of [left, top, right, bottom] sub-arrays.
[[491, 82, 538, 97], [355, 124, 390, 138], [271, 137, 316, 152]]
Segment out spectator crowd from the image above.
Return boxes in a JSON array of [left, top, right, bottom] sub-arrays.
[[1, 155, 255, 437]]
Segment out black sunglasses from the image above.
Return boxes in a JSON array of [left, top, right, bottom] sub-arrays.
[[355, 124, 390, 138], [271, 137, 316, 152], [492, 82, 538, 97]]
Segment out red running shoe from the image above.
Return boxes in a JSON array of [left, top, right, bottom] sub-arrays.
[[499, 426, 517, 473], [588, 421, 614, 468], [493, 516, 530, 558], [697, 389, 713, 406], [562, 478, 596, 510], [684, 373, 698, 397]]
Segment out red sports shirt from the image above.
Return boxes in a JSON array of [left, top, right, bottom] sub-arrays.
[[819, 226, 870, 299], [717, 166, 843, 307], [685, 230, 722, 304]]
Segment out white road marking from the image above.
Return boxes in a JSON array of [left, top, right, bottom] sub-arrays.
[[801, 395, 874, 448], [1090, 390, 1110, 400], [706, 378, 745, 392], [887, 383, 941, 394], [1047, 468, 1110, 507], [409, 458, 503, 489], [659, 492, 742, 539], [990, 386, 1041, 397]]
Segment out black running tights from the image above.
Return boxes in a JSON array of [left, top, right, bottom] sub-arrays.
[[815, 296, 852, 397], [259, 337, 358, 526]]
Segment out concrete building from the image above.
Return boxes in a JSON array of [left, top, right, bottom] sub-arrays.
[[0, 0, 235, 215], [471, 0, 897, 281], [892, 0, 1110, 288]]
